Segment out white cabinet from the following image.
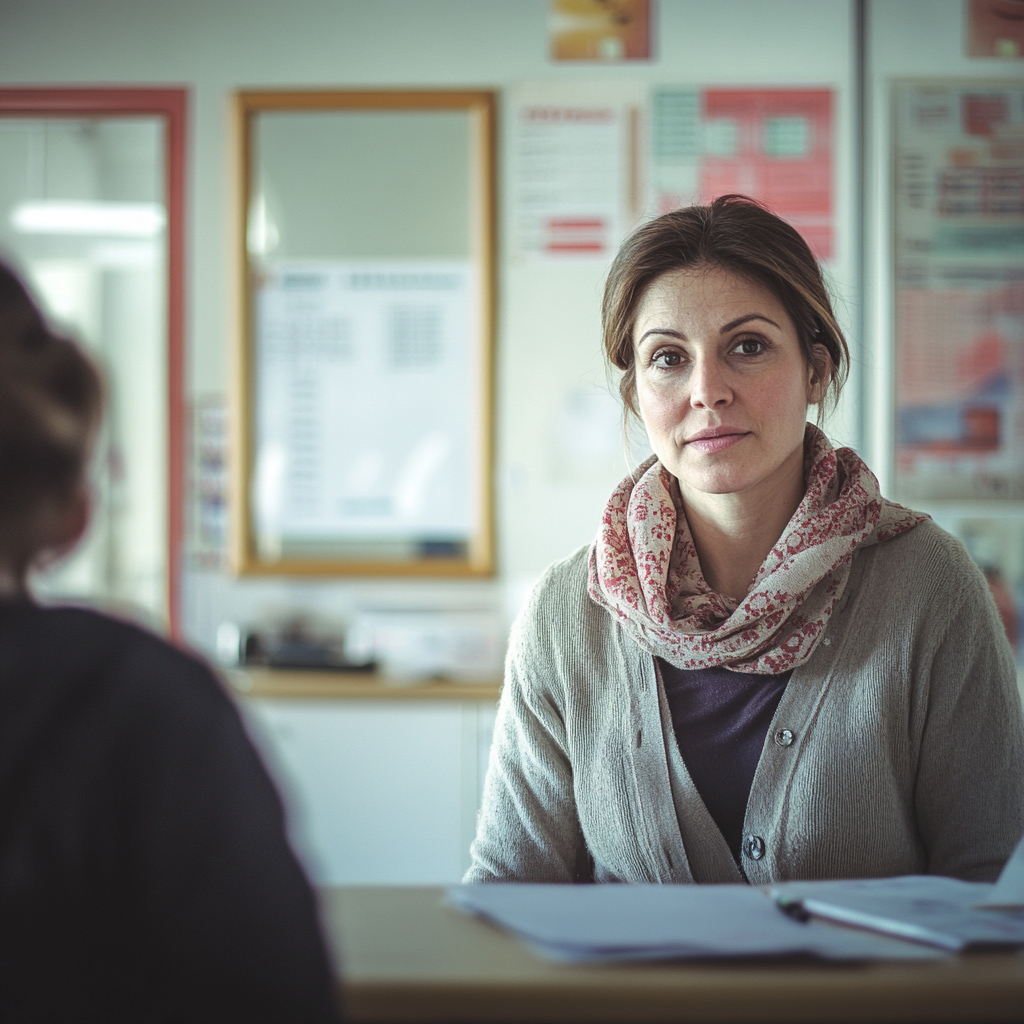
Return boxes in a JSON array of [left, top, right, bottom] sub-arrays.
[[242, 698, 496, 885]]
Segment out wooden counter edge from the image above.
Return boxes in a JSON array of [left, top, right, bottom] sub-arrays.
[[339, 973, 1024, 1024], [226, 667, 502, 701]]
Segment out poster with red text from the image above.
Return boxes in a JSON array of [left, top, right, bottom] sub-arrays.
[[512, 104, 629, 262]]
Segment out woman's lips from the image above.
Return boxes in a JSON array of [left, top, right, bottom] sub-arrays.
[[685, 430, 749, 453]]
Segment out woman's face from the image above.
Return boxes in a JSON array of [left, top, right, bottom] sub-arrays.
[[632, 265, 823, 502]]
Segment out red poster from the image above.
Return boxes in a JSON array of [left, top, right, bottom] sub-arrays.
[[700, 90, 834, 260]]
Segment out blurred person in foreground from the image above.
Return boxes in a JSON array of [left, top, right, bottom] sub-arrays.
[[0, 261, 341, 1023]]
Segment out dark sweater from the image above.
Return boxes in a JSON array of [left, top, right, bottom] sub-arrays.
[[658, 659, 790, 863], [0, 601, 340, 1023]]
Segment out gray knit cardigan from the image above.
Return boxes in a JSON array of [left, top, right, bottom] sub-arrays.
[[466, 521, 1024, 885]]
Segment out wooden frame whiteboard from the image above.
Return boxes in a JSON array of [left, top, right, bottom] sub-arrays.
[[232, 90, 496, 577]]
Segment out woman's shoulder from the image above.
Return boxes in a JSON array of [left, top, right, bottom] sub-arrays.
[[865, 516, 977, 571], [518, 544, 601, 627], [509, 543, 624, 674], [854, 516, 990, 613]]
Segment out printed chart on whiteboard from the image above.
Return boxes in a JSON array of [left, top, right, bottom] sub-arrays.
[[893, 81, 1024, 500], [650, 88, 834, 261], [252, 260, 480, 559]]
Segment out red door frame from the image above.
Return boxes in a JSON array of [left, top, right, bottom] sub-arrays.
[[0, 87, 188, 640]]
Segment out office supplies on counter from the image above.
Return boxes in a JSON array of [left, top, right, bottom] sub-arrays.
[[446, 884, 946, 963], [216, 621, 375, 672], [345, 610, 504, 680]]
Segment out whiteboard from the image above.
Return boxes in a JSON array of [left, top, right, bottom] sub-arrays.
[[234, 91, 495, 575], [252, 259, 480, 556]]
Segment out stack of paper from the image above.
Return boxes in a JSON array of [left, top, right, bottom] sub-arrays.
[[446, 883, 945, 962], [449, 832, 1024, 963]]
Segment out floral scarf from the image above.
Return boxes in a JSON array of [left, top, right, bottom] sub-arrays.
[[587, 425, 928, 674]]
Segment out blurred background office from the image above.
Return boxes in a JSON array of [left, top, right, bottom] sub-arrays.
[[0, 0, 1021, 886]]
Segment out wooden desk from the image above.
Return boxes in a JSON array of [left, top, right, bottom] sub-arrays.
[[322, 887, 1024, 1023]]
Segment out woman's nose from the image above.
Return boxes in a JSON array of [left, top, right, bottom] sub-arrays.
[[689, 356, 732, 409]]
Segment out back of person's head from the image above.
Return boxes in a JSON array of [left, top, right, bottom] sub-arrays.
[[602, 194, 850, 421], [0, 262, 102, 581]]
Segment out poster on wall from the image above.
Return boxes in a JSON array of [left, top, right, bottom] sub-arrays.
[[252, 260, 480, 558], [967, 0, 1024, 59], [548, 0, 652, 62], [511, 104, 630, 262], [893, 80, 1024, 501], [650, 88, 834, 261]]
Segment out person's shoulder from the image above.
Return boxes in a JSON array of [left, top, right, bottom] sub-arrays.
[[22, 604, 227, 711], [856, 516, 987, 608], [518, 545, 595, 625], [871, 516, 976, 572], [508, 544, 622, 679]]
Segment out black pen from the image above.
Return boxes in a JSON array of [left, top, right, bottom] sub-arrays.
[[774, 895, 811, 923]]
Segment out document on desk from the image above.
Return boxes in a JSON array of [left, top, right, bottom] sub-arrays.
[[446, 884, 945, 963], [771, 876, 1024, 952]]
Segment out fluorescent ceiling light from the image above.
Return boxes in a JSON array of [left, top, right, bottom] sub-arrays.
[[11, 200, 165, 237]]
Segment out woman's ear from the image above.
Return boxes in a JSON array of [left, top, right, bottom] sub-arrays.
[[806, 343, 832, 405]]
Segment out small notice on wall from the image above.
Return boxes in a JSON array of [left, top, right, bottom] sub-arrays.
[[893, 81, 1024, 500], [512, 104, 629, 262], [549, 0, 652, 62], [252, 260, 480, 556], [650, 88, 835, 261], [967, 0, 1024, 59]]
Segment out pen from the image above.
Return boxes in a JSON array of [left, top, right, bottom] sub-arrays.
[[774, 895, 811, 923]]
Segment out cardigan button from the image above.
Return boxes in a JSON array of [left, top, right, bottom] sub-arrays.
[[744, 835, 766, 861], [774, 729, 794, 747]]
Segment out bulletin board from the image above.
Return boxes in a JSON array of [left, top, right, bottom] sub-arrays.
[[892, 79, 1024, 501], [233, 91, 496, 576]]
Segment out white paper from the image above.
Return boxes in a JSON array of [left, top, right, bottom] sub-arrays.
[[447, 884, 945, 962], [771, 874, 1024, 950], [512, 105, 627, 262], [253, 260, 480, 551], [978, 831, 1024, 908]]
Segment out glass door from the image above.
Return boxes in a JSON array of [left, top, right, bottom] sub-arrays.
[[0, 89, 185, 635]]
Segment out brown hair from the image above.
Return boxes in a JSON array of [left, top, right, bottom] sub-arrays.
[[0, 261, 103, 574], [602, 194, 849, 420]]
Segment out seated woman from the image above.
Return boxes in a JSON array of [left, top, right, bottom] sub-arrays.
[[0, 262, 340, 1022], [467, 195, 1024, 886]]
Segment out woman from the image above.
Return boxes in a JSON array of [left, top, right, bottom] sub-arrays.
[[467, 195, 1024, 886], [0, 262, 340, 1022]]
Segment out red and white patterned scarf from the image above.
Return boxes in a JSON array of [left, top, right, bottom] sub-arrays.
[[587, 425, 928, 674]]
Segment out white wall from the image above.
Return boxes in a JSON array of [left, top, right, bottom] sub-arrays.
[[1, 0, 860, 651]]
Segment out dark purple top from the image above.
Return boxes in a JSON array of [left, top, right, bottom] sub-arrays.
[[657, 659, 790, 863]]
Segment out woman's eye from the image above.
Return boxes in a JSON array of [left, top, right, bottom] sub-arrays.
[[652, 350, 683, 368], [734, 338, 766, 356]]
